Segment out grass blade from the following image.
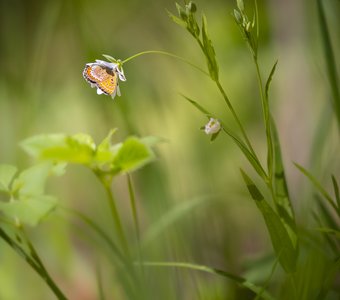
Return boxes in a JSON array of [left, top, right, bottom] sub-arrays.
[[142, 195, 211, 247], [331, 175, 340, 213], [294, 163, 338, 214], [265, 61, 278, 101], [317, 0, 340, 127], [240, 169, 297, 273], [317, 257, 340, 299], [140, 261, 275, 300], [272, 120, 297, 247]]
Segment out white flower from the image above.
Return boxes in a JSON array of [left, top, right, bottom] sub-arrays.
[[204, 118, 221, 135]]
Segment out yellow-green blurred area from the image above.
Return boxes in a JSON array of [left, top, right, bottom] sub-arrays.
[[0, 0, 340, 299]]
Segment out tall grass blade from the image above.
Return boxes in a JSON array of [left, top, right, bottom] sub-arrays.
[[240, 169, 297, 273], [142, 195, 211, 247], [317, 257, 340, 299], [272, 120, 297, 247], [265, 61, 278, 101], [317, 0, 340, 127], [294, 163, 338, 213], [331, 175, 340, 213], [140, 261, 275, 300]]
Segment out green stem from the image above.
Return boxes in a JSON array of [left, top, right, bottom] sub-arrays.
[[215, 79, 259, 160], [122, 50, 209, 77], [139, 261, 275, 300], [127, 174, 140, 245], [0, 227, 67, 300], [254, 58, 274, 182], [126, 174, 146, 293], [102, 180, 129, 254]]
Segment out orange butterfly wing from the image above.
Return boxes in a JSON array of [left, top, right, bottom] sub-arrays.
[[83, 65, 118, 95]]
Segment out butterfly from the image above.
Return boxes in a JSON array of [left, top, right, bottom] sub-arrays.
[[83, 60, 126, 99]]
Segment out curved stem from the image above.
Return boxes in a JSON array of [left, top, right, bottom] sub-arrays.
[[122, 50, 210, 77], [139, 261, 275, 300]]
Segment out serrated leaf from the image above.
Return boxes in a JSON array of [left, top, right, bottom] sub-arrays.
[[113, 137, 154, 173], [0, 165, 17, 191], [241, 169, 297, 273], [0, 195, 57, 226]]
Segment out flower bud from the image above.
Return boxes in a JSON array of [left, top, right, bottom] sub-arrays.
[[204, 118, 221, 135], [187, 1, 197, 13]]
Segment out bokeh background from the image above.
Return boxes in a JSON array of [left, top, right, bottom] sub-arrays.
[[0, 0, 339, 299]]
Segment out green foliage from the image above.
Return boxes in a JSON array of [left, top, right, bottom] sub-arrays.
[[21, 130, 155, 177], [0, 163, 61, 226], [240, 169, 297, 273], [317, 0, 340, 127]]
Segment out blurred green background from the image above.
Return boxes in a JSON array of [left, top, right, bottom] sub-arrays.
[[0, 0, 339, 299]]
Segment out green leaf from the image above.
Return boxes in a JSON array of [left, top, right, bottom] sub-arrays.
[[317, 0, 340, 128], [315, 227, 340, 239], [236, 0, 245, 12], [21, 133, 95, 164], [240, 169, 297, 273], [272, 121, 297, 247], [102, 54, 117, 63], [181, 94, 211, 116], [331, 175, 340, 212], [94, 129, 117, 164], [12, 163, 52, 197], [21, 134, 66, 158], [265, 60, 278, 101], [0, 195, 57, 226], [113, 137, 154, 173], [140, 136, 166, 148], [201, 15, 219, 81], [0, 164, 17, 191], [168, 10, 187, 28], [317, 257, 340, 299], [97, 129, 117, 153], [140, 261, 275, 300], [294, 163, 338, 214]]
